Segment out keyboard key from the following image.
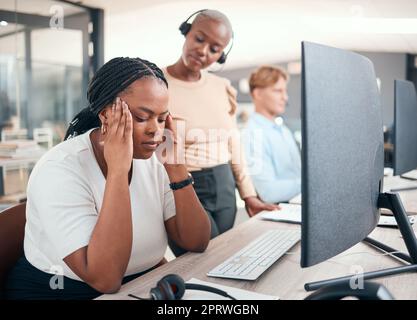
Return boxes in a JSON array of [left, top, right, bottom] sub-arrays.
[[259, 257, 274, 267]]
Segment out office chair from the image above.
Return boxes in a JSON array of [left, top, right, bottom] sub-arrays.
[[0, 203, 26, 298], [304, 281, 394, 300]]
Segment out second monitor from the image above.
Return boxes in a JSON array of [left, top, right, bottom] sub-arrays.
[[391, 79, 417, 187]]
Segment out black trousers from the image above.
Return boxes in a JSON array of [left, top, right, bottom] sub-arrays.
[[168, 163, 237, 257], [4, 255, 156, 300]]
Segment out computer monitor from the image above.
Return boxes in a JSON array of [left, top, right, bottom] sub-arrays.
[[393, 80, 417, 177], [300, 42, 417, 291], [300, 41, 384, 267]]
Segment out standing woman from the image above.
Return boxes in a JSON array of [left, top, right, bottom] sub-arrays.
[[165, 9, 278, 256], [5, 57, 210, 299]]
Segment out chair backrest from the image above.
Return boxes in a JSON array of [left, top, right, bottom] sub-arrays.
[[0, 202, 26, 296]]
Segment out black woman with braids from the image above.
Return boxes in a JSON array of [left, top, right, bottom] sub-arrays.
[[4, 57, 210, 300]]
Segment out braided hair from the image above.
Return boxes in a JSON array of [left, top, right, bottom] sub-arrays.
[[64, 57, 168, 140]]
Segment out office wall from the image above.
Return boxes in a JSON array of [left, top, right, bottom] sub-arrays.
[[219, 51, 407, 127], [0, 1, 102, 143]]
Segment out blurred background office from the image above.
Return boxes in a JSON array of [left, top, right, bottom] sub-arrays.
[[0, 0, 416, 210]]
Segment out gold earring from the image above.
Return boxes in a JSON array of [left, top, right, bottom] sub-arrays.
[[101, 125, 107, 135]]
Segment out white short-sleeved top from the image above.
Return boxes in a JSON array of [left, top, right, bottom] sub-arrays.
[[24, 128, 176, 281]]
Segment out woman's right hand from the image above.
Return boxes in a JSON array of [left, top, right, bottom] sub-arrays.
[[103, 97, 133, 175]]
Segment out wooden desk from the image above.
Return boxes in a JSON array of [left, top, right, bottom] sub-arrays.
[[97, 177, 417, 300]]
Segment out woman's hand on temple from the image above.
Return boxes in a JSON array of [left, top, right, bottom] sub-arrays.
[[103, 97, 133, 175]]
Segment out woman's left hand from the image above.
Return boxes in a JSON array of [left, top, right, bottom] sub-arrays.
[[244, 196, 280, 217]]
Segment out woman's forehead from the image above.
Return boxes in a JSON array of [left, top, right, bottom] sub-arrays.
[[120, 79, 168, 109], [124, 78, 167, 96], [192, 17, 231, 45]]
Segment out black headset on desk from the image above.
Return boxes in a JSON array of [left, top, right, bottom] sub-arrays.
[[179, 9, 234, 65], [128, 274, 236, 300], [127, 275, 395, 300], [304, 281, 394, 300]]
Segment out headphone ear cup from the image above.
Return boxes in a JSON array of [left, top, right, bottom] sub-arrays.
[[150, 286, 164, 300], [154, 278, 176, 300], [217, 52, 226, 64], [160, 274, 186, 300], [179, 22, 191, 36]]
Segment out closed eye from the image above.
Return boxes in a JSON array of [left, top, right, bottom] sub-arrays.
[[135, 116, 147, 122], [134, 115, 166, 123]]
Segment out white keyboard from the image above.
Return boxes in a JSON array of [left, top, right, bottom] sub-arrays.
[[207, 229, 301, 281]]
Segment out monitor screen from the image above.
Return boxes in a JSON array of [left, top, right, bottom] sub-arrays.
[[300, 42, 384, 267], [393, 79, 417, 176]]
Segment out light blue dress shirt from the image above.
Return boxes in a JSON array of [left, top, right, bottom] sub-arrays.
[[243, 112, 301, 203]]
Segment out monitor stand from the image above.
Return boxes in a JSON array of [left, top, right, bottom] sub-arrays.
[[304, 192, 417, 292], [390, 184, 417, 192]]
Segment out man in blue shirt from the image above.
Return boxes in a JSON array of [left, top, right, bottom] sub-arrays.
[[243, 65, 301, 203]]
